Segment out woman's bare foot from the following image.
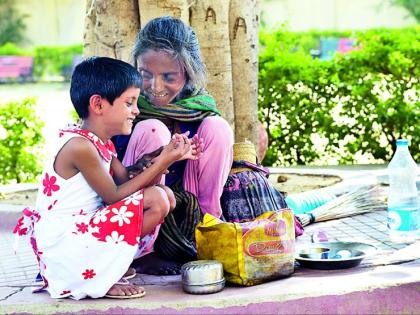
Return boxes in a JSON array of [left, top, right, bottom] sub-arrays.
[[105, 281, 146, 299], [131, 252, 182, 275]]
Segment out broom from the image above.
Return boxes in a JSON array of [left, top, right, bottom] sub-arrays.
[[295, 184, 387, 227]]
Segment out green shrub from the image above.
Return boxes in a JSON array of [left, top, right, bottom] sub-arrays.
[[0, 98, 44, 183], [0, 43, 83, 80], [33, 44, 83, 78], [0, 42, 30, 56], [259, 26, 420, 166]]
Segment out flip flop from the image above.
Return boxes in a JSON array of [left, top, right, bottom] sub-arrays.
[[122, 267, 136, 280], [105, 279, 146, 299]]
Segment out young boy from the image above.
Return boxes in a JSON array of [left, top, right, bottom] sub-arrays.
[[13, 57, 201, 300]]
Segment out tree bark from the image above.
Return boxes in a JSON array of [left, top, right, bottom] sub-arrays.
[[83, 0, 260, 144], [83, 0, 96, 58], [190, 0, 235, 131], [83, 0, 140, 63], [229, 0, 259, 147], [138, 0, 189, 27]]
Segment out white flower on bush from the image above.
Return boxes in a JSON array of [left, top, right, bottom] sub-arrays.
[[403, 88, 419, 105], [0, 125, 7, 140]]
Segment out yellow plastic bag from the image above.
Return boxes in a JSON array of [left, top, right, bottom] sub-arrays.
[[195, 209, 295, 286]]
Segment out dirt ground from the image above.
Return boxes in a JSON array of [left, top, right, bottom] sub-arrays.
[[0, 173, 341, 207]]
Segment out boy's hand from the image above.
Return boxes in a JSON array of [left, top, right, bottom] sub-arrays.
[[126, 146, 165, 179], [172, 132, 204, 161], [158, 133, 191, 165]]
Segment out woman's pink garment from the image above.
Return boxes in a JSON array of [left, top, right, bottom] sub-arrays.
[[123, 117, 233, 217]]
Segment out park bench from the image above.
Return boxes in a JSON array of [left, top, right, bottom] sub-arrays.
[[310, 37, 358, 60], [0, 56, 34, 82]]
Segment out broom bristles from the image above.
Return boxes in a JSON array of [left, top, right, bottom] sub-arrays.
[[296, 184, 387, 227]]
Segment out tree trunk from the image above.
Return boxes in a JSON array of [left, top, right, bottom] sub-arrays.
[[229, 0, 259, 147], [83, 0, 260, 144], [138, 0, 189, 27], [190, 0, 235, 131], [83, 0, 140, 63], [83, 0, 96, 57]]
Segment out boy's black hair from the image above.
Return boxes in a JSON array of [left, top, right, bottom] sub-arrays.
[[70, 56, 142, 119]]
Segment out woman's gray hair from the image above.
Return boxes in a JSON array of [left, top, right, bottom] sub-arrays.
[[132, 16, 207, 99]]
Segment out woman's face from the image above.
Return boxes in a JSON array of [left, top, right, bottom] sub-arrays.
[[137, 49, 186, 107]]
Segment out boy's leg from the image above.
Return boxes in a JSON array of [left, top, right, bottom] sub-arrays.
[[156, 184, 176, 211], [132, 186, 181, 275], [183, 116, 234, 218], [106, 282, 145, 298], [141, 186, 170, 236]]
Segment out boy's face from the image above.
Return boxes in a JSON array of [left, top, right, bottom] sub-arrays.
[[137, 49, 186, 107], [102, 86, 140, 136]]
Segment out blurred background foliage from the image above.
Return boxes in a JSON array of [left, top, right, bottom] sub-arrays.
[[0, 43, 83, 80], [0, 0, 27, 46], [0, 98, 44, 183], [259, 26, 419, 166], [389, 0, 420, 22]]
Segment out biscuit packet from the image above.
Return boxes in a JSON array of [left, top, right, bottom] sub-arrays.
[[195, 209, 295, 286]]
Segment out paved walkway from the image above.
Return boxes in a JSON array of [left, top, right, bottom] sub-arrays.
[[1, 167, 419, 314]]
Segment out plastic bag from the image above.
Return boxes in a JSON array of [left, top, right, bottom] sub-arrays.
[[195, 209, 295, 286]]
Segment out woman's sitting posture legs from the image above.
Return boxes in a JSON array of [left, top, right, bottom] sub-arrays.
[[183, 116, 234, 218]]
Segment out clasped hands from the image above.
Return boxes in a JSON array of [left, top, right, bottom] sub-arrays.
[[126, 131, 204, 179]]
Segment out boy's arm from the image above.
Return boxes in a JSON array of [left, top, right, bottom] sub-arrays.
[[111, 157, 129, 185], [68, 138, 172, 204]]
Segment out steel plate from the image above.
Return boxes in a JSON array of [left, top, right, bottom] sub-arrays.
[[295, 241, 378, 270]]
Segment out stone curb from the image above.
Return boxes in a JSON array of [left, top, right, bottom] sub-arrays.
[[0, 184, 37, 231]]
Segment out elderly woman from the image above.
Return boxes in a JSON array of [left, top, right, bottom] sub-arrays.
[[113, 16, 234, 274]]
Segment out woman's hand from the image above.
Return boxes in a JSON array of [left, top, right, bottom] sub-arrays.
[[160, 133, 191, 163], [172, 132, 204, 161]]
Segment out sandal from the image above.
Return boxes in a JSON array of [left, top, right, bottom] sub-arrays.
[[105, 279, 146, 299], [122, 267, 136, 280]]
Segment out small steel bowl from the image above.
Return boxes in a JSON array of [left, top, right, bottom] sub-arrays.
[[299, 247, 330, 259], [295, 242, 378, 270], [181, 260, 225, 294]]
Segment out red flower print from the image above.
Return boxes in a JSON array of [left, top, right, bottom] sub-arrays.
[[60, 290, 71, 296], [47, 200, 58, 210], [76, 222, 89, 234], [13, 216, 27, 235], [72, 209, 87, 216], [42, 173, 60, 196], [82, 269, 96, 280]]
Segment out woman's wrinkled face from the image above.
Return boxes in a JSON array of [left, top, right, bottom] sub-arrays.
[[137, 49, 186, 107]]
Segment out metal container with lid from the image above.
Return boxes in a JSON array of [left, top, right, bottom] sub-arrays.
[[181, 260, 225, 294]]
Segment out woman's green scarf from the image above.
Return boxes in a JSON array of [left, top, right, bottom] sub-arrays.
[[136, 94, 221, 123]]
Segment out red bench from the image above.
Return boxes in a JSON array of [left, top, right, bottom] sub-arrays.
[[0, 56, 34, 81]]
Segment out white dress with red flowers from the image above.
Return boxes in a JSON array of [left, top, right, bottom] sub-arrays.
[[13, 127, 159, 300]]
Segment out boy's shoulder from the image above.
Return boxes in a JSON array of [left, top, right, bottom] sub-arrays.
[[58, 127, 116, 162]]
